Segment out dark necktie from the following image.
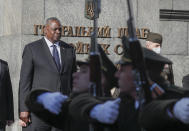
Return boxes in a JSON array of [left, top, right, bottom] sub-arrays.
[[51, 44, 61, 71]]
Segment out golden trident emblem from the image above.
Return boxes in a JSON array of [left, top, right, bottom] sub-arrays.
[[85, 0, 100, 20], [87, 3, 94, 18]]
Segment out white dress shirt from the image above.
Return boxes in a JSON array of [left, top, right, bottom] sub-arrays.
[[44, 37, 62, 65]]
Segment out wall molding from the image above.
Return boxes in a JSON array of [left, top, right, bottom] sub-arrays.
[[160, 9, 189, 22]]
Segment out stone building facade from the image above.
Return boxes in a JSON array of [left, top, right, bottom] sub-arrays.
[[0, 0, 189, 130]]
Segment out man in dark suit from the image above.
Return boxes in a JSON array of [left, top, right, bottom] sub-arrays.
[[19, 17, 76, 131], [0, 59, 14, 131]]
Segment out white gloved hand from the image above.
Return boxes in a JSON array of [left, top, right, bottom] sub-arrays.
[[37, 92, 68, 114], [173, 97, 189, 124], [90, 98, 121, 124]]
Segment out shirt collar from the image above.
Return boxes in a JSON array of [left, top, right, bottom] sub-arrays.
[[44, 37, 60, 47]]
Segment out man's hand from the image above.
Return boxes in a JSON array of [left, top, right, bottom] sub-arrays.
[[37, 92, 68, 114], [19, 112, 30, 127], [173, 97, 189, 124], [90, 98, 121, 124], [19, 119, 27, 127]]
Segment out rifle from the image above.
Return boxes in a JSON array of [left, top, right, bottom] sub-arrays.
[[125, 0, 152, 104], [124, 0, 166, 104], [86, 0, 102, 97], [85, 0, 103, 130]]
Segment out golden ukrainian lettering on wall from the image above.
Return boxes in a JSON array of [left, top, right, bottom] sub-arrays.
[[33, 25, 150, 55]]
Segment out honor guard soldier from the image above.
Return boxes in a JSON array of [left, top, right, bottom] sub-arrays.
[[146, 32, 174, 86]]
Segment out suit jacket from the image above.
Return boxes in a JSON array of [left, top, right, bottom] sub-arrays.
[[0, 59, 14, 121], [19, 38, 76, 112]]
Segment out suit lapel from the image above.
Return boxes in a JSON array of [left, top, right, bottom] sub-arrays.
[[60, 42, 68, 73], [41, 38, 59, 72]]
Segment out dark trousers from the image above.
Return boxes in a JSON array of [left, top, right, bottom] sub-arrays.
[[0, 121, 6, 131], [22, 113, 62, 131]]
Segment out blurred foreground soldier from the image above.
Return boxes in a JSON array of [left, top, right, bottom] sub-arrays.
[[0, 59, 14, 131], [25, 45, 118, 131], [139, 91, 189, 130], [69, 47, 176, 131], [19, 17, 76, 131], [182, 74, 189, 89], [139, 47, 189, 130], [140, 85, 189, 129], [146, 32, 174, 85], [25, 61, 91, 131]]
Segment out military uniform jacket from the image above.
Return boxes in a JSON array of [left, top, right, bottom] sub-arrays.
[[69, 93, 141, 131], [117, 93, 141, 131], [0, 59, 14, 121], [139, 86, 189, 131], [25, 89, 90, 131]]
